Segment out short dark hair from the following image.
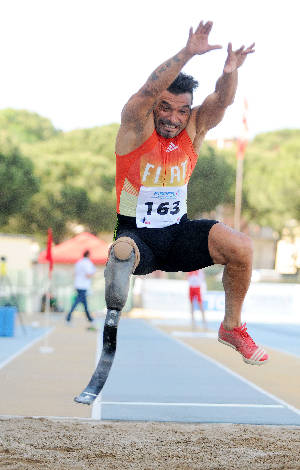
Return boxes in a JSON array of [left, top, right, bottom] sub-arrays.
[[167, 72, 198, 95], [83, 250, 90, 257]]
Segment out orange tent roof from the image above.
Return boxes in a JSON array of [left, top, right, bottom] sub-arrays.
[[38, 232, 109, 265]]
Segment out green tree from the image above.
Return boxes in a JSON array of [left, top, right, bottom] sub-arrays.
[[188, 144, 235, 218], [16, 186, 91, 243], [8, 124, 119, 241], [0, 133, 39, 225], [0, 109, 59, 144], [242, 129, 300, 232]]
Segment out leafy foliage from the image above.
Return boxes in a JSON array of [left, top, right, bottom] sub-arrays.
[[188, 144, 235, 218], [1, 108, 300, 241], [8, 121, 119, 241], [242, 129, 300, 232], [0, 132, 39, 225], [0, 108, 59, 143]]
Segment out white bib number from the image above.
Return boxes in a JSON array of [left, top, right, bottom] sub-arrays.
[[136, 185, 187, 228]]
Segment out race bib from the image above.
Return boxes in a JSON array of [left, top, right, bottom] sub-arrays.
[[136, 185, 187, 228]]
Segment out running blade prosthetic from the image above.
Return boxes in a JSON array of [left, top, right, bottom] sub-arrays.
[[74, 309, 120, 405]]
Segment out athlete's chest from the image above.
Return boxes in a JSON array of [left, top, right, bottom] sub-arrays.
[[129, 138, 193, 187]]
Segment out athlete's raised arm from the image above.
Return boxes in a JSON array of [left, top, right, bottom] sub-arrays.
[[190, 42, 255, 151], [116, 20, 221, 155]]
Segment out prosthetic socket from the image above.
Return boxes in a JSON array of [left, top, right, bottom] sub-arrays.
[[104, 237, 138, 312]]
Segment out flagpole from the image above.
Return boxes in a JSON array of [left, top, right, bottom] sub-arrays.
[[234, 155, 244, 231], [40, 228, 54, 354], [234, 98, 248, 232]]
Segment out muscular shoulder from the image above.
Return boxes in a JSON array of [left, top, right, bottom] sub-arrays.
[[116, 94, 155, 156]]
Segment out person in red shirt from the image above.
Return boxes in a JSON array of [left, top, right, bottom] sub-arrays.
[[187, 270, 207, 329], [75, 20, 268, 405]]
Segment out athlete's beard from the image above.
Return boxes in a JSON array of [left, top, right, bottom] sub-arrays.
[[154, 118, 183, 138]]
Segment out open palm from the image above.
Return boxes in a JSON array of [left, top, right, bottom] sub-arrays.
[[186, 20, 222, 56], [224, 42, 255, 73]]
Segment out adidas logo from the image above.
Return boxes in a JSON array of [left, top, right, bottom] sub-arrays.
[[166, 142, 178, 152]]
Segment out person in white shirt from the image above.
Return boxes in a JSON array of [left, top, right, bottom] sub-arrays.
[[65, 250, 96, 323], [187, 269, 207, 329]]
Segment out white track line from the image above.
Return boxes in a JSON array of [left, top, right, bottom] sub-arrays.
[[91, 326, 103, 420], [0, 327, 54, 370], [148, 321, 300, 417], [99, 401, 283, 408]]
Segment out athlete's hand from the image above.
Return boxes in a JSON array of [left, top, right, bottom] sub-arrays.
[[185, 21, 222, 56], [223, 42, 255, 73]]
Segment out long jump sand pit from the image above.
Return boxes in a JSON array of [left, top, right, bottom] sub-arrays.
[[1, 417, 299, 469]]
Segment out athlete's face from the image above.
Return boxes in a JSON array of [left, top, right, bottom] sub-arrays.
[[153, 91, 192, 138]]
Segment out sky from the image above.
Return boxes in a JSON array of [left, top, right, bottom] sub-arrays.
[[0, 0, 299, 140]]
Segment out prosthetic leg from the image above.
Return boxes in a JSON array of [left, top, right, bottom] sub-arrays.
[[74, 237, 139, 405]]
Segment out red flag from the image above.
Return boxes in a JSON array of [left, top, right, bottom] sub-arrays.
[[45, 228, 53, 273], [236, 98, 249, 160]]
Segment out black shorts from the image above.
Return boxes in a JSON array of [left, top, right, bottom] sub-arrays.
[[114, 214, 218, 275]]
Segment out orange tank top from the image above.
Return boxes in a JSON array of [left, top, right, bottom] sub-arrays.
[[116, 130, 198, 222]]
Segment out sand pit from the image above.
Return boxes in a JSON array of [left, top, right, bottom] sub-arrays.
[[0, 417, 299, 469]]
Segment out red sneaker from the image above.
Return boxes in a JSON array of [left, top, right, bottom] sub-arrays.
[[218, 322, 269, 365]]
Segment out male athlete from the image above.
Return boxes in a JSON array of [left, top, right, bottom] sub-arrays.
[[75, 20, 268, 405]]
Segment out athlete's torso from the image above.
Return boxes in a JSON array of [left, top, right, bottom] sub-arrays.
[[116, 129, 198, 228]]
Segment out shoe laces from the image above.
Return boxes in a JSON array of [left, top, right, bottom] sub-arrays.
[[237, 323, 256, 345]]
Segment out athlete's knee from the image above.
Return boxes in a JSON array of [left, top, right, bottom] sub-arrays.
[[111, 237, 140, 268], [209, 223, 252, 266], [235, 232, 252, 262], [228, 232, 253, 267]]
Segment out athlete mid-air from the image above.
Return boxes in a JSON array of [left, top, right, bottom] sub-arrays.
[[75, 20, 268, 405]]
